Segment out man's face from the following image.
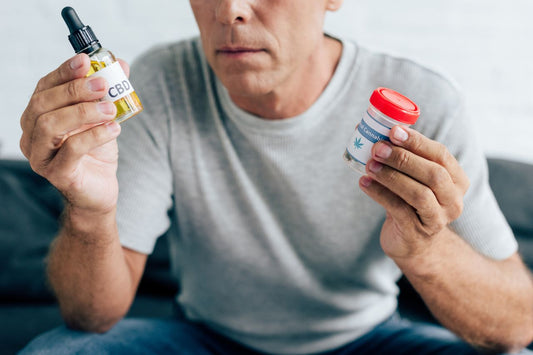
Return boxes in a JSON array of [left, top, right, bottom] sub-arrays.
[[189, 0, 340, 99]]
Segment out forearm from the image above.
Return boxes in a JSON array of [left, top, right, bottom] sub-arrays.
[[47, 205, 136, 332], [396, 228, 533, 352]]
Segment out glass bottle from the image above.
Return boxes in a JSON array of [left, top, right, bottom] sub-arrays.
[[61, 6, 143, 123]]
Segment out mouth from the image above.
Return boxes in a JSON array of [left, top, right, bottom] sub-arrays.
[[216, 46, 266, 57]]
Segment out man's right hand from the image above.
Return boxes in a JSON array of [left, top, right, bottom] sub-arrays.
[[20, 54, 149, 332], [20, 53, 124, 214]]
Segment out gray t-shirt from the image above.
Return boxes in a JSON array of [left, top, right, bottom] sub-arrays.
[[117, 37, 517, 354]]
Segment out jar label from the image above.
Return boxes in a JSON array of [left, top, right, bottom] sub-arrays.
[[90, 61, 135, 102], [345, 110, 392, 166]]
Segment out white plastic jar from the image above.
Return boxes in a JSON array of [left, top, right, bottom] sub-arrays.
[[343, 87, 420, 174]]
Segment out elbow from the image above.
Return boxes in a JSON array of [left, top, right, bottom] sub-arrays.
[[505, 314, 533, 353], [63, 311, 125, 334], [64, 316, 119, 334], [477, 322, 533, 354], [60, 302, 129, 334], [495, 340, 533, 355], [503, 329, 533, 354]]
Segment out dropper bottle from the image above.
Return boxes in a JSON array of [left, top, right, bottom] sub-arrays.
[[61, 6, 143, 123]]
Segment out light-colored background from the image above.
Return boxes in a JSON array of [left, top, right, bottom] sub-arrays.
[[1, 0, 532, 163]]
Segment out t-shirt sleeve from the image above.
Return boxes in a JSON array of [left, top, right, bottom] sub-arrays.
[[115, 57, 174, 255], [432, 97, 517, 260]]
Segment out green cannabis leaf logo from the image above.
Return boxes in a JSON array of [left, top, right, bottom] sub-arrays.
[[353, 137, 364, 150]]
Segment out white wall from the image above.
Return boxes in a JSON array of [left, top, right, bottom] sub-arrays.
[[2, 0, 532, 163]]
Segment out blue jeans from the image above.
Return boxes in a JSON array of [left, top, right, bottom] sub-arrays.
[[19, 314, 531, 355]]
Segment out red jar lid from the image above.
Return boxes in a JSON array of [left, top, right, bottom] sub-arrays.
[[369, 87, 420, 125]]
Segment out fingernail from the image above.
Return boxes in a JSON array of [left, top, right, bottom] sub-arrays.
[[88, 77, 106, 92], [70, 55, 84, 70], [97, 102, 116, 115], [360, 176, 373, 188], [375, 143, 392, 159], [393, 127, 409, 142], [368, 161, 383, 173]]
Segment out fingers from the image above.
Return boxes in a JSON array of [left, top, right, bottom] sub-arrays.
[[359, 127, 468, 229], [54, 122, 121, 172], [20, 54, 131, 178], [34, 54, 129, 95], [20, 90, 114, 160], [360, 173, 447, 238], [22, 75, 109, 133], [370, 140, 459, 210], [31, 101, 116, 151], [20, 56, 111, 159], [26, 102, 117, 174], [365, 159, 455, 230], [34, 54, 91, 93], [389, 126, 470, 193], [23, 56, 130, 134], [359, 176, 447, 259], [34, 122, 121, 184], [359, 176, 418, 227]]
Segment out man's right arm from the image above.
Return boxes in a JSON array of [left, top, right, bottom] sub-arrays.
[[47, 206, 147, 332], [20, 54, 146, 332]]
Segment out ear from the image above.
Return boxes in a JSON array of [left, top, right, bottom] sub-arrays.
[[326, 0, 344, 12]]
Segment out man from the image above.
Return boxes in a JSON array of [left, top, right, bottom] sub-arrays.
[[19, 0, 533, 354]]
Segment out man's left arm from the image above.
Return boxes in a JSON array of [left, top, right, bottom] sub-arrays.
[[359, 125, 533, 353]]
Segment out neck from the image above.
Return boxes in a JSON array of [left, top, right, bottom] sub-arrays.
[[230, 36, 342, 120]]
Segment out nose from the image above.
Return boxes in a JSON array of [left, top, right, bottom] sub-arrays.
[[215, 0, 251, 25]]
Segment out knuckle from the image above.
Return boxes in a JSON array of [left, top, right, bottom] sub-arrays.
[[415, 188, 435, 208], [433, 216, 447, 234], [62, 138, 82, 157], [410, 133, 424, 152], [66, 80, 80, 99], [428, 165, 449, 186], [19, 136, 30, 158], [395, 150, 411, 170], [35, 112, 56, 136], [91, 125, 109, 142], [89, 127, 102, 142], [30, 92, 47, 114], [28, 157, 45, 176], [35, 77, 47, 92], [58, 63, 71, 82], [450, 196, 464, 220], [418, 211, 446, 236], [76, 102, 90, 119], [382, 167, 401, 186], [20, 111, 29, 130], [436, 143, 451, 165]]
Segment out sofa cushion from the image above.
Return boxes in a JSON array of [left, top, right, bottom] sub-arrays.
[[487, 158, 533, 267], [0, 159, 177, 301], [0, 160, 63, 302], [488, 158, 533, 234]]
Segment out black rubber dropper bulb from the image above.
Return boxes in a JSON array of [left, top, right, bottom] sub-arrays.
[[61, 6, 102, 54]]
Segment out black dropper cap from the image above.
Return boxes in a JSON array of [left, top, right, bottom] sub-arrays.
[[61, 6, 102, 54]]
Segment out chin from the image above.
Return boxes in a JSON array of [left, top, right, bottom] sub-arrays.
[[219, 71, 275, 98]]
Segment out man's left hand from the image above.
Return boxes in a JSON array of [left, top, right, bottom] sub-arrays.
[[359, 125, 470, 262]]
